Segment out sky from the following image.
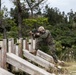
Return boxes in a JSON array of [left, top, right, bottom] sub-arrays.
[[1, 0, 76, 14], [1, 0, 14, 10], [46, 0, 76, 14]]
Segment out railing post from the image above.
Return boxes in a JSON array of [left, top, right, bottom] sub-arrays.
[[8, 39, 12, 53], [23, 39, 26, 50], [26, 38, 29, 50], [0, 40, 3, 67], [15, 44, 19, 56], [0, 46, 2, 67], [31, 37, 33, 51], [8, 38, 15, 53], [11, 38, 15, 53], [2, 39, 7, 69], [15, 44, 19, 71], [29, 38, 33, 52], [17, 38, 23, 57], [33, 39, 36, 50]]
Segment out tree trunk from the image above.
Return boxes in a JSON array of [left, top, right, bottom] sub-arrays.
[[16, 0, 22, 38], [30, 8, 34, 18], [0, 0, 7, 39], [18, 11, 22, 38], [0, 0, 1, 11], [3, 25, 7, 39]]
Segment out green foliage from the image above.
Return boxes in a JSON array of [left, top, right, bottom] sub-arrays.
[[0, 10, 3, 18], [31, 0, 35, 2], [22, 17, 49, 37], [6, 19, 18, 38], [72, 45, 76, 60], [55, 41, 62, 52], [23, 17, 48, 27], [36, 17, 49, 26], [7, 26, 18, 38], [44, 6, 66, 25], [46, 22, 76, 60], [10, 5, 29, 24], [23, 18, 37, 27]]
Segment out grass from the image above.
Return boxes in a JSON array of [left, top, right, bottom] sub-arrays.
[[65, 61, 76, 71], [63, 61, 76, 74]]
